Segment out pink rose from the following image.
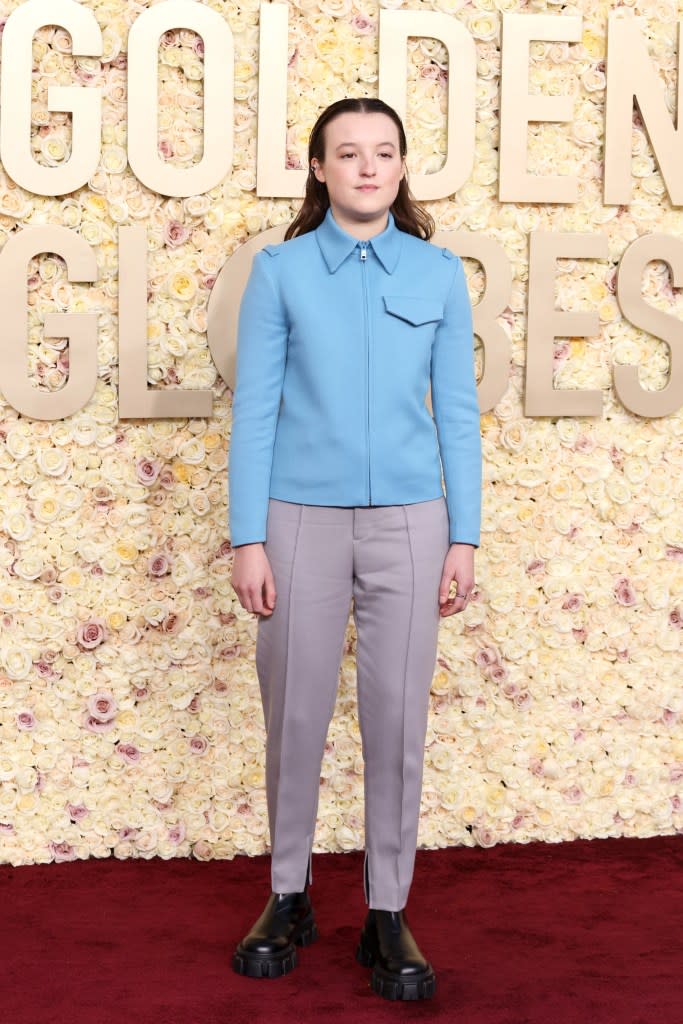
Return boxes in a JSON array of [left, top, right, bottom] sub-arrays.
[[83, 714, 115, 734], [189, 735, 209, 755], [218, 644, 240, 659], [526, 558, 545, 575], [50, 841, 77, 863], [669, 608, 682, 629], [562, 785, 584, 804], [163, 220, 190, 248], [117, 744, 141, 764], [475, 646, 500, 668], [614, 576, 637, 607], [168, 823, 186, 845], [77, 619, 107, 650], [562, 593, 583, 611], [67, 803, 90, 822], [118, 827, 140, 840], [161, 613, 182, 634], [609, 445, 624, 468], [352, 14, 375, 35], [487, 663, 509, 684], [472, 827, 497, 848], [136, 458, 162, 486], [666, 547, 683, 562], [574, 434, 596, 453], [553, 341, 570, 370], [86, 690, 117, 722], [16, 711, 36, 731], [148, 553, 171, 577], [158, 467, 175, 489]]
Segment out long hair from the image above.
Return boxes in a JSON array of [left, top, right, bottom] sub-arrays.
[[284, 98, 435, 242]]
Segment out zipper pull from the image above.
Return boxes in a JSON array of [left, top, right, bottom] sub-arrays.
[[359, 244, 367, 261]]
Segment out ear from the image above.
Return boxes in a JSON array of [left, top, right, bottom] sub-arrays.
[[311, 159, 326, 184]]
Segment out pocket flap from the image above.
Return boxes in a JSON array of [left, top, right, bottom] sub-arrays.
[[383, 295, 444, 326]]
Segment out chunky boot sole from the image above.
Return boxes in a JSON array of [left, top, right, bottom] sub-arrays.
[[356, 937, 436, 1001], [233, 916, 318, 979]]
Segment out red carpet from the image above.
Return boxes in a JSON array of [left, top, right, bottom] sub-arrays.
[[1, 835, 681, 1024]]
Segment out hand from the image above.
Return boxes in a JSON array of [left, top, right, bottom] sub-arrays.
[[438, 542, 475, 617], [230, 543, 277, 616]]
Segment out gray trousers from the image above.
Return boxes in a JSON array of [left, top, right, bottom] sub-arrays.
[[255, 496, 450, 911]]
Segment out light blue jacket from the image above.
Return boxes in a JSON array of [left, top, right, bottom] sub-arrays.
[[228, 208, 482, 548]]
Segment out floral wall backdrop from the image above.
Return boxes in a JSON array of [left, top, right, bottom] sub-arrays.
[[0, 0, 682, 867]]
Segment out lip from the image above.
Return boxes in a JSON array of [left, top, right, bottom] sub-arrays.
[[356, 185, 379, 192]]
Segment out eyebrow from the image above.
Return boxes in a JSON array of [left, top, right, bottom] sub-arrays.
[[335, 141, 397, 150]]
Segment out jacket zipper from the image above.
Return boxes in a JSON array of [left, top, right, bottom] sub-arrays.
[[359, 242, 372, 504]]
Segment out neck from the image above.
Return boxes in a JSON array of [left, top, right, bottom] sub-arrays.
[[328, 205, 390, 241]]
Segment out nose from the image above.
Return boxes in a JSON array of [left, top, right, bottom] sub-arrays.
[[359, 155, 376, 176]]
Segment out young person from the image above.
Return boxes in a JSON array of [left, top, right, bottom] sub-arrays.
[[228, 98, 481, 1001]]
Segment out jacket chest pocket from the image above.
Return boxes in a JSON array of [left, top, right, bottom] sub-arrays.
[[382, 295, 444, 330]]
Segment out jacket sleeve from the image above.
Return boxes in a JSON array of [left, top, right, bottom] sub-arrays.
[[430, 255, 482, 547], [228, 249, 288, 547]]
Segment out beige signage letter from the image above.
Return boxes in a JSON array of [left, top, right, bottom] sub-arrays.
[[499, 14, 582, 203], [127, 0, 233, 198], [526, 232, 606, 416], [379, 11, 476, 201], [207, 226, 287, 388], [432, 231, 512, 413], [256, 3, 306, 198], [0, 227, 98, 419], [118, 227, 213, 418], [605, 14, 683, 206], [615, 234, 683, 417], [0, 0, 102, 196]]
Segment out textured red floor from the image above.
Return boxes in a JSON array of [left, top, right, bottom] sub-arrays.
[[1, 835, 682, 1024]]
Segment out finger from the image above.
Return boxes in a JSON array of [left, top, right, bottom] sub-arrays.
[[439, 574, 454, 605], [263, 570, 277, 610], [440, 594, 469, 617]]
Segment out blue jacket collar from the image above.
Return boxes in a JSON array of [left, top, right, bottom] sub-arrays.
[[315, 207, 402, 274]]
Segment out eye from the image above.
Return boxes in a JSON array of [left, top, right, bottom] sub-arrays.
[[378, 152, 394, 159], [340, 152, 356, 159]]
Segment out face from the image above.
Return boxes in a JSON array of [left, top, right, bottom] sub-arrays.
[[311, 111, 405, 236]]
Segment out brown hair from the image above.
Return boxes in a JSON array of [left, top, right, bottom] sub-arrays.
[[284, 98, 435, 242]]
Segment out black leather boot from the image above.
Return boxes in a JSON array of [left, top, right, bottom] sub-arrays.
[[232, 888, 318, 978], [356, 908, 436, 1000]]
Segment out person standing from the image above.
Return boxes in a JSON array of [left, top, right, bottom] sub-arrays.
[[228, 98, 482, 1001]]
